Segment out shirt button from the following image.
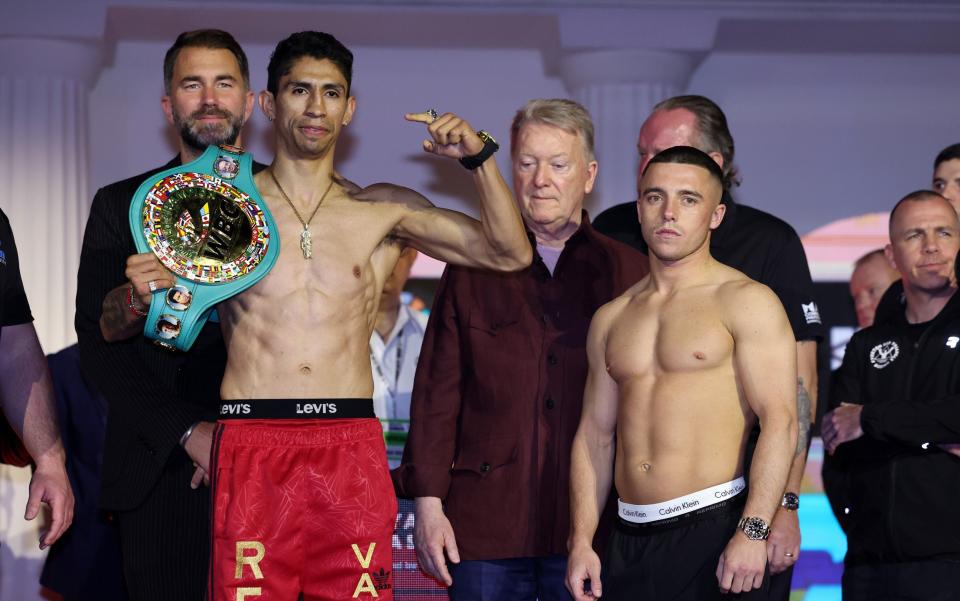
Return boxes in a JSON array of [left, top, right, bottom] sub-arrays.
[[480, 462, 491, 473], [546, 398, 555, 409], [548, 354, 558, 365]]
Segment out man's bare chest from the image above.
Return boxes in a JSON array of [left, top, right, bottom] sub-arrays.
[[607, 295, 733, 379]]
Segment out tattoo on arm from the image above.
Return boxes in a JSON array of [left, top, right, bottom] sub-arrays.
[[796, 377, 812, 455], [99, 285, 143, 341]]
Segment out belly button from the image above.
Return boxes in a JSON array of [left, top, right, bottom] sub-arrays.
[[641, 463, 652, 472], [298, 364, 312, 375]]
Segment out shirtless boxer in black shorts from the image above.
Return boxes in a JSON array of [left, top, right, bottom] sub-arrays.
[[566, 146, 797, 600]]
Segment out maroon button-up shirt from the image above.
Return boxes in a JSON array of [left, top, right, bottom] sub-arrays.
[[393, 215, 648, 560]]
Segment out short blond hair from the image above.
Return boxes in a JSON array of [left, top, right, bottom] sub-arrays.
[[510, 98, 595, 162]]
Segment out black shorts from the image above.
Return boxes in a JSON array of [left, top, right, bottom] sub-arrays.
[[601, 495, 769, 601]]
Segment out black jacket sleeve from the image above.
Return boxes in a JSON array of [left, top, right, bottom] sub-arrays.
[[860, 395, 960, 445]]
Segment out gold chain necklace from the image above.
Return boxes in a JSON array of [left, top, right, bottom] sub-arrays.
[[269, 170, 335, 259]]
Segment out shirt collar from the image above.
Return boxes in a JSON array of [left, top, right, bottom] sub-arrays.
[[527, 210, 595, 254]]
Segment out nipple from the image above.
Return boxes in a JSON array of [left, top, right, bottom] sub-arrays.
[[693, 351, 706, 361], [353, 265, 361, 279]]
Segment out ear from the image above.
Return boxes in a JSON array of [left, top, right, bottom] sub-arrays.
[[342, 95, 357, 126], [635, 197, 642, 225], [884, 243, 898, 272], [161, 95, 175, 126], [583, 160, 599, 195], [258, 90, 275, 122], [709, 202, 727, 231], [242, 89, 255, 124], [708, 151, 724, 170]]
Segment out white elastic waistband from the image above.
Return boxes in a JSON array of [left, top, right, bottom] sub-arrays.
[[618, 477, 746, 524]]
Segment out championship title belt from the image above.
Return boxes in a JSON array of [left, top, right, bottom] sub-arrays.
[[128, 145, 279, 351]]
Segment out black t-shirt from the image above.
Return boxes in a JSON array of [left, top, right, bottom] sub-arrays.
[[592, 192, 824, 341], [0, 209, 33, 337]]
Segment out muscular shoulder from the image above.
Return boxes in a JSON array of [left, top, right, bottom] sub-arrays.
[[595, 280, 645, 327], [587, 297, 626, 347], [351, 182, 433, 211], [717, 276, 781, 312], [717, 277, 791, 335]]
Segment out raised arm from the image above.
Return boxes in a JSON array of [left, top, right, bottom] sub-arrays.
[[566, 302, 620, 601], [389, 111, 532, 271], [717, 281, 798, 594]]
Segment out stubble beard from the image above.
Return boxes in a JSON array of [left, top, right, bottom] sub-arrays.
[[175, 106, 244, 154]]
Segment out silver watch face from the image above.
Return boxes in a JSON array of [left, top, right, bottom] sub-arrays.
[[782, 492, 800, 511], [740, 516, 770, 540]]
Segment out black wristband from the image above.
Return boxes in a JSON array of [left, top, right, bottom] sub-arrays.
[[459, 130, 499, 170]]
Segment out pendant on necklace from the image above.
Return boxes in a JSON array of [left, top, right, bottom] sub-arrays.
[[300, 226, 313, 259]]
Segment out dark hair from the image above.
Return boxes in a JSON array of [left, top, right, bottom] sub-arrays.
[[934, 143, 960, 170], [267, 31, 353, 96], [653, 95, 738, 189], [643, 145, 725, 189], [888, 189, 951, 234], [163, 29, 249, 95]]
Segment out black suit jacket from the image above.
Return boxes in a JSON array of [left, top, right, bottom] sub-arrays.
[[76, 157, 263, 511]]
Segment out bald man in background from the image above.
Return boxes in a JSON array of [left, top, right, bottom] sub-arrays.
[[849, 249, 900, 329]]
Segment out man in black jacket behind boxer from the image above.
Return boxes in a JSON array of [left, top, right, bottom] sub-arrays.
[[75, 29, 255, 600], [823, 191, 960, 601]]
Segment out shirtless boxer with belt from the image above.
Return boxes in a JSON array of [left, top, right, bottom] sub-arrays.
[[566, 146, 797, 600], [123, 31, 530, 600]]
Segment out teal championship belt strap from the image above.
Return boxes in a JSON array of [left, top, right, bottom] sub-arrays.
[[128, 145, 279, 351]]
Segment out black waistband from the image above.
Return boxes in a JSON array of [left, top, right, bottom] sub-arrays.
[[218, 399, 375, 419], [615, 493, 746, 536]]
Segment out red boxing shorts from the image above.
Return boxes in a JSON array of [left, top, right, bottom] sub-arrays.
[[209, 399, 397, 600]]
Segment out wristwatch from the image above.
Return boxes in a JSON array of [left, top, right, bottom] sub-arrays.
[[781, 492, 800, 511], [738, 516, 771, 540], [459, 130, 499, 170]]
